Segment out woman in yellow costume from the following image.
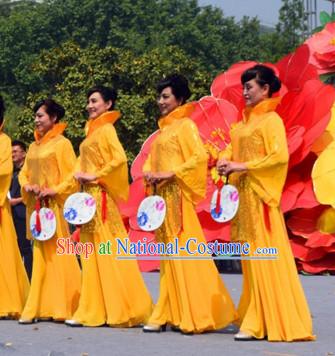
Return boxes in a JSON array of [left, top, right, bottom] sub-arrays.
[[64, 86, 152, 327], [0, 95, 29, 318], [312, 104, 335, 234], [142, 74, 237, 334], [18, 99, 81, 324], [217, 65, 315, 341]]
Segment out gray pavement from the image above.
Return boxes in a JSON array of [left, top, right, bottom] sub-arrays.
[[0, 273, 334, 356]]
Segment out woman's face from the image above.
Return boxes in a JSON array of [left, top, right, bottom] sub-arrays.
[[86, 92, 112, 119], [243, 79, 269, 107], [35, 105, 56, 136], [157, 87, 182, 116]]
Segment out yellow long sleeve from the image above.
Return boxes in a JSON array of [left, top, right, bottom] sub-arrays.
[[0, 133, 13, 206], [80, 123, 129, 203], [172, 119, 208, 204], [53, 156, 80, 197], [52, 138, 78, 204], [143, 154, 152, 173], [18, 157, 29, 205], [218, 143, 233, 161], [95, 125, 128, 179], [246, 113, 288, 207], [245, 113, 289, 170]]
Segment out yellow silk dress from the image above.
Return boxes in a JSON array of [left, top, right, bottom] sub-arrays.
[[59, 111, 153, 327], [143, 103, 237, 333], [220, 98, 315, 341], [19, 123, 81, 321], [312, 138, 335, 234], [0, 126, 29, 318], [312, 108, 335, 233]]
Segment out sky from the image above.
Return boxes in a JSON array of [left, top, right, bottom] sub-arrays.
[[198, 0, 334, 27]]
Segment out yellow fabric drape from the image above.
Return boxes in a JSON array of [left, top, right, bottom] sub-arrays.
[[235, 98, 288, 207], [312, 140, 335, 208], [311, 101, 335, 155], [224, 98, 315, 341], [60, 111, 153, 327], [0, 131, 29, 318], [83, 113, 129, 203], [143, 103, 238, 333], [317, 207, 335, 234], [18, 124, 81, 320], [0, 130, 13, 206]]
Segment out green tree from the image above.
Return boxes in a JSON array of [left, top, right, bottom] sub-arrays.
[[276, 0, 307, 54], [1, 0, 304, 147], [13, 42, 210, 160], [0, 0, 282, 100], [0, 0, 27, 17]]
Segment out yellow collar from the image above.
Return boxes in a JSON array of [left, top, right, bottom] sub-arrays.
[[34, 122, 67, 144], [158, 103, 195, 129], [85, 111, 121, 137], [243, 97, 281, 122]]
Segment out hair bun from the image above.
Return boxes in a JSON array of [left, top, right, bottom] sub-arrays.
[[271, 76, 281, 94], [54, 103, 65, 120], [156, 74, 191, 104]]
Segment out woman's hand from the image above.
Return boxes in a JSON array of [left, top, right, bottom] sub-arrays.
[[217, 159, 247, 176], [143, 172, 153, 183], [9, 197, 23, 206], [144, 171, 175, 185], [217, 158, 228, 176], [39, 188, 57, 199], [74, 172, 97, 184], [23, 184, 40, 195]]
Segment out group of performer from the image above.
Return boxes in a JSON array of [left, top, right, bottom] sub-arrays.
[[0, 65, 316, 341]]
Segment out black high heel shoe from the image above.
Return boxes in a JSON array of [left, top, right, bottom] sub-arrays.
[[170, 325, 180, 332], [143, 323, 167, 333], [170, 325, 193, 335]]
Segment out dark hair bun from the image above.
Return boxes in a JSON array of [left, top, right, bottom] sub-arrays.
[[270, 76, 281, 94], [157, 74, 191, 104], [87, 86, 117, 110]]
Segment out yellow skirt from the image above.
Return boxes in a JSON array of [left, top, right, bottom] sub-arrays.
[[147, 197, 238, 333], [237, 205, 316, 341], [0, 200, 29, 318], [20, 202, 81, 320], [72, 191, 153, 327]]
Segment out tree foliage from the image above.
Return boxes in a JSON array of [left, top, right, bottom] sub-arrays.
[[276, 0, 307, 54], [15, 42, 211, 159], [0, 0, 307, 161]]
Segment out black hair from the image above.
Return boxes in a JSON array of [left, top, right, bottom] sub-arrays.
[[12, 140, 26, 151], [0, 95, 5, 126], [33, 99, 65, 123], [241, 64, 281, 97], [156, 74, 191, 104], [87, 86, 117, 110]]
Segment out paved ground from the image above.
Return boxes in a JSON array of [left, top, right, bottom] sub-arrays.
[[0, 273, 334, 356]]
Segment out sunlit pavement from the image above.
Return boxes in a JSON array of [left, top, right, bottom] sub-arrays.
[[0, 272, 334, 356]]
